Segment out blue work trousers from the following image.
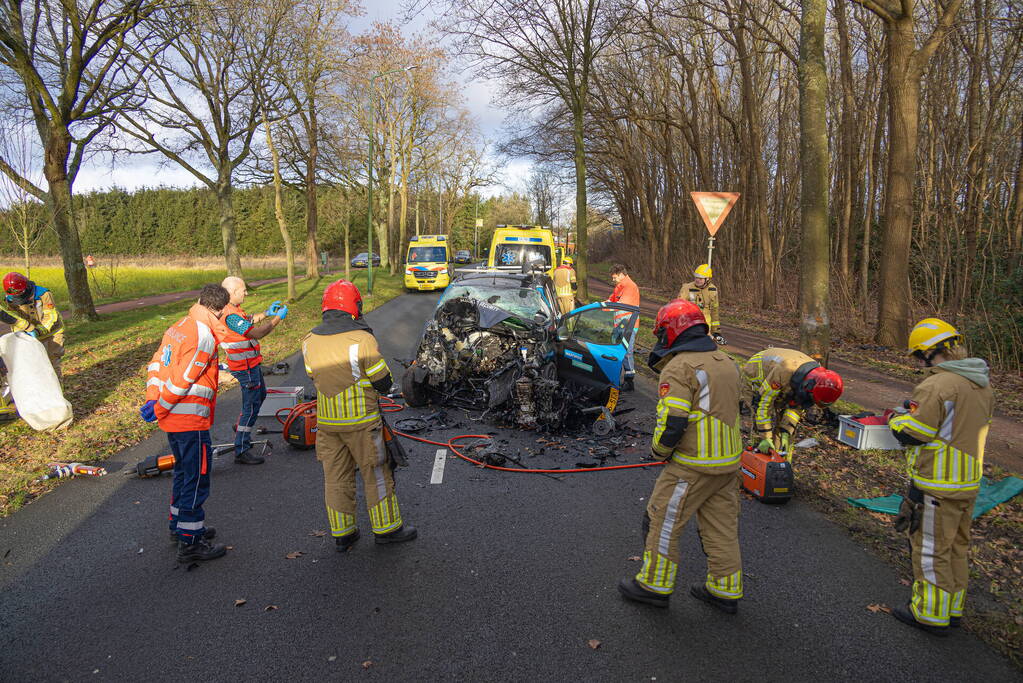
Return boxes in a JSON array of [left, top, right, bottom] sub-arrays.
[[168, 430, 212, 544], [623, 326, 639, 377], [231, 364, 267, 455]]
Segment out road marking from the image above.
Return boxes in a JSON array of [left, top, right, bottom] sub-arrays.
[[430, 449, 447, 484]]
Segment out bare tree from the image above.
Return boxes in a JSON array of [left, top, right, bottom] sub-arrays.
[[0, 0, 161, 318], [0, 119, 47, 275], [798, 0, 830, 361], [116, 0, 290, 277], [434, 0, 632, 300]]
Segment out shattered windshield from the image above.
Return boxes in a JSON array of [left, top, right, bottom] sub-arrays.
[[438, 283, 547, 321]]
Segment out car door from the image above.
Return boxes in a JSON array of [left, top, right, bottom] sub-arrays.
[[555, 302, 640, 390]]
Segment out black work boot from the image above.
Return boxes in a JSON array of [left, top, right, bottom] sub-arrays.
[[689, 583, 739, 614], [949, 616, 962, 628], [235, 449, 265, 465], [892, 603, 949, 637], [621, 376, 635, 392], [336, 530, 361, 552], [618, 577, 669, 608], [177, 539, 228, 563], [170, 526, 216, 543], [374, 525, 418, 545]]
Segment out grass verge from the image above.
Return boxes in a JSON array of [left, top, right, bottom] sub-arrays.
[[1, 265, 289, 309], [0, 270, 404, 517]]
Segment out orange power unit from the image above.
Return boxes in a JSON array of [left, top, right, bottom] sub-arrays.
[[740, 447, 793, 504]]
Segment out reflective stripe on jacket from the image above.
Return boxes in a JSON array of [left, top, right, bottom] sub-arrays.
[[609, 275, 640, 328], [652, 349, 743, 470], [553, 265, 577, 298], [677, 280, 720, 331], [742, 347, 813, 442], [145, 303, 220, 432], [889, 366, 993, 499], [219, 303, 262, 371], [3, 286, 63, 338], [302, 329, 391, 432]]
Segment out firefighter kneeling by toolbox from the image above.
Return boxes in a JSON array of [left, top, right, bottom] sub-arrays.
[[302, 279, 417, 552], [887, 318, 993, 636], [618, 299, 745, 612], [139, 284, 230, 563], [742, 347, 843, 459]]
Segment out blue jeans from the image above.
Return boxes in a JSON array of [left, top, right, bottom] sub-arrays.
[[623, 326, 638, 377], [168, 430, 212, 544], [231, 365, 267, 455]]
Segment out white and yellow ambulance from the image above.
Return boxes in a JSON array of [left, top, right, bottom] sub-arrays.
[[404, 234, 451, 291]]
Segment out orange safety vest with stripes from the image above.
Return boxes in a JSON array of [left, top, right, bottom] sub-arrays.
[[145, 303, 221, 432], [609, 275, 640, 329], [219, 303, 263, 371]]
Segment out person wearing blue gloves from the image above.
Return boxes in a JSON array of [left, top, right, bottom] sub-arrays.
[[218, 276, 288, 465]]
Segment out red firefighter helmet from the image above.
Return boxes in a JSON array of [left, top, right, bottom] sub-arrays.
[[321, 279, 363, 317], [3, 272, 29, 296], [803, 366, 844, 406], [653, 299, 707, 347]]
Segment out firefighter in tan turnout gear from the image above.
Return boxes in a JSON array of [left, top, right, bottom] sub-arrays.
[[618, 299, 745, 612], [742, 347, 843, 458], [302, 279, 417, 551], [678, 264, 725, 345], [552, 256, 578, 315], [887, 318, 993, 636]]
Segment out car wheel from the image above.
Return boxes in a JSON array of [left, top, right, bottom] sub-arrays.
[[401, 368, 430, 407]]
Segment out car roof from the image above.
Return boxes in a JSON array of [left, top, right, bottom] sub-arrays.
[[450, 270, 553, 288]]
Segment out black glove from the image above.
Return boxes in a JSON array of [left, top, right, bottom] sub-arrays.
[[380, 416, 408, 469], [894, 495, 923, 534]]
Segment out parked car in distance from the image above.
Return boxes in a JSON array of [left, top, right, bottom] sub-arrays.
[[351, 252, 381, 268], [454, 249, 472, 264]]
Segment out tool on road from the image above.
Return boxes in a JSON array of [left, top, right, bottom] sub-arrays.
[[277, 402, 316, 450], [126, 440, 272, 478], [740, 446, 793, 504], [37, 462, 107, 480]]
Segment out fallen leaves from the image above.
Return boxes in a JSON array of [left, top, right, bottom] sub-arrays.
[[285, 551, 304, 559], [309, 530, 327, 537], [361, 660, 374, 669], [234, 599, 246, 607], [264, 605, 279, 612], [627, 556, 641, 562], [866, 603, 891, 614], [587, 639, 602, 650]]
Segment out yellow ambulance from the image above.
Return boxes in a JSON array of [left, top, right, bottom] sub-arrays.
[[487, 225, 557, 277], [404, 234, 451, 291]]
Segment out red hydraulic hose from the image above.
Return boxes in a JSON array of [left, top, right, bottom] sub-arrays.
[[378, 397, 664, 475]]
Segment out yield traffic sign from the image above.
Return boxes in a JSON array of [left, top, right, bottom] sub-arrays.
[[690, 192, 740, 236]]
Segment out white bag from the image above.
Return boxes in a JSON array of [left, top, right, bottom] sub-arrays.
[[0, 331, 73, 431]]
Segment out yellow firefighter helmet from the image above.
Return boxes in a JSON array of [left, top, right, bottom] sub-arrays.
[[694, 263, 713, 279], [908, 318, 960, 356]]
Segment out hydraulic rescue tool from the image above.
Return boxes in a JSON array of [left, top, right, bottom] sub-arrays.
[[740, 446, 793, 504], [126, 440, 272, 478], [37, 462, 107, 480]]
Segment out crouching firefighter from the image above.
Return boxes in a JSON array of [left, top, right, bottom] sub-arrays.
[[618, 299, 745, 612], [302, 279, 417, 552], [2, 272, 65, 381], [140, 284, 230, 563], [887, 318, 993, 636], [742, 347, 843, 459]]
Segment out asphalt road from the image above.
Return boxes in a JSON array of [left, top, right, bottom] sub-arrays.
[[0, 291, 1018, 681]]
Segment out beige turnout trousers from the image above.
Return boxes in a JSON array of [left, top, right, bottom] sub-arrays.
[[637, 460, 742, 597], [908, 493, 973, 626], [316, 424, 402, 537]]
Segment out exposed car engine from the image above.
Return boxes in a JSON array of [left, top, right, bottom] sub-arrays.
[[403, 296, 573, 430]]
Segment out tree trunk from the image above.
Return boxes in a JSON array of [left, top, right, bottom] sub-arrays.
[[875, 18, 919, 347], [835, 0, 855, 285], [344, 195, 351, 282], [572, 104, 589, 300], [216, 178, 243, 277], [42, 128, 96, 320], [799, 0, 830, 363], [262, 112, 296, 301], [860, 86, 885, 320], [304, 100, 320, 279], [1012, 123, 1023, 268]]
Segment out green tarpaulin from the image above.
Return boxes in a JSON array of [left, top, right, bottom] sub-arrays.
[[847, 476, 1023, 519]]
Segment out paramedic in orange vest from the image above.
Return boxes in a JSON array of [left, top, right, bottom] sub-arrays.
[[140, 284, 230, 564], [220, 276, 288, 465], [608, 264, 641, 392]]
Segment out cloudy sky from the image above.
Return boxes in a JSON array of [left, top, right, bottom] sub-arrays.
[[72, 0, 533, 199]]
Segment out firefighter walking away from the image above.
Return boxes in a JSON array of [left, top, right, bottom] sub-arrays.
[[887, 318, 993, 636], [618, 299, 745, 612], [302, 279, 417, 552]]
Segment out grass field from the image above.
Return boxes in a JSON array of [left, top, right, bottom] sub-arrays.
[[0, 270, 405, 516], [1, 264, 290, 309]]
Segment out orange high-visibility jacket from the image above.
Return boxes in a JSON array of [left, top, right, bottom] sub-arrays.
[[219, 303, 263, 372], [146, 303, 221, 432], [610, 275, 641, 328]]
